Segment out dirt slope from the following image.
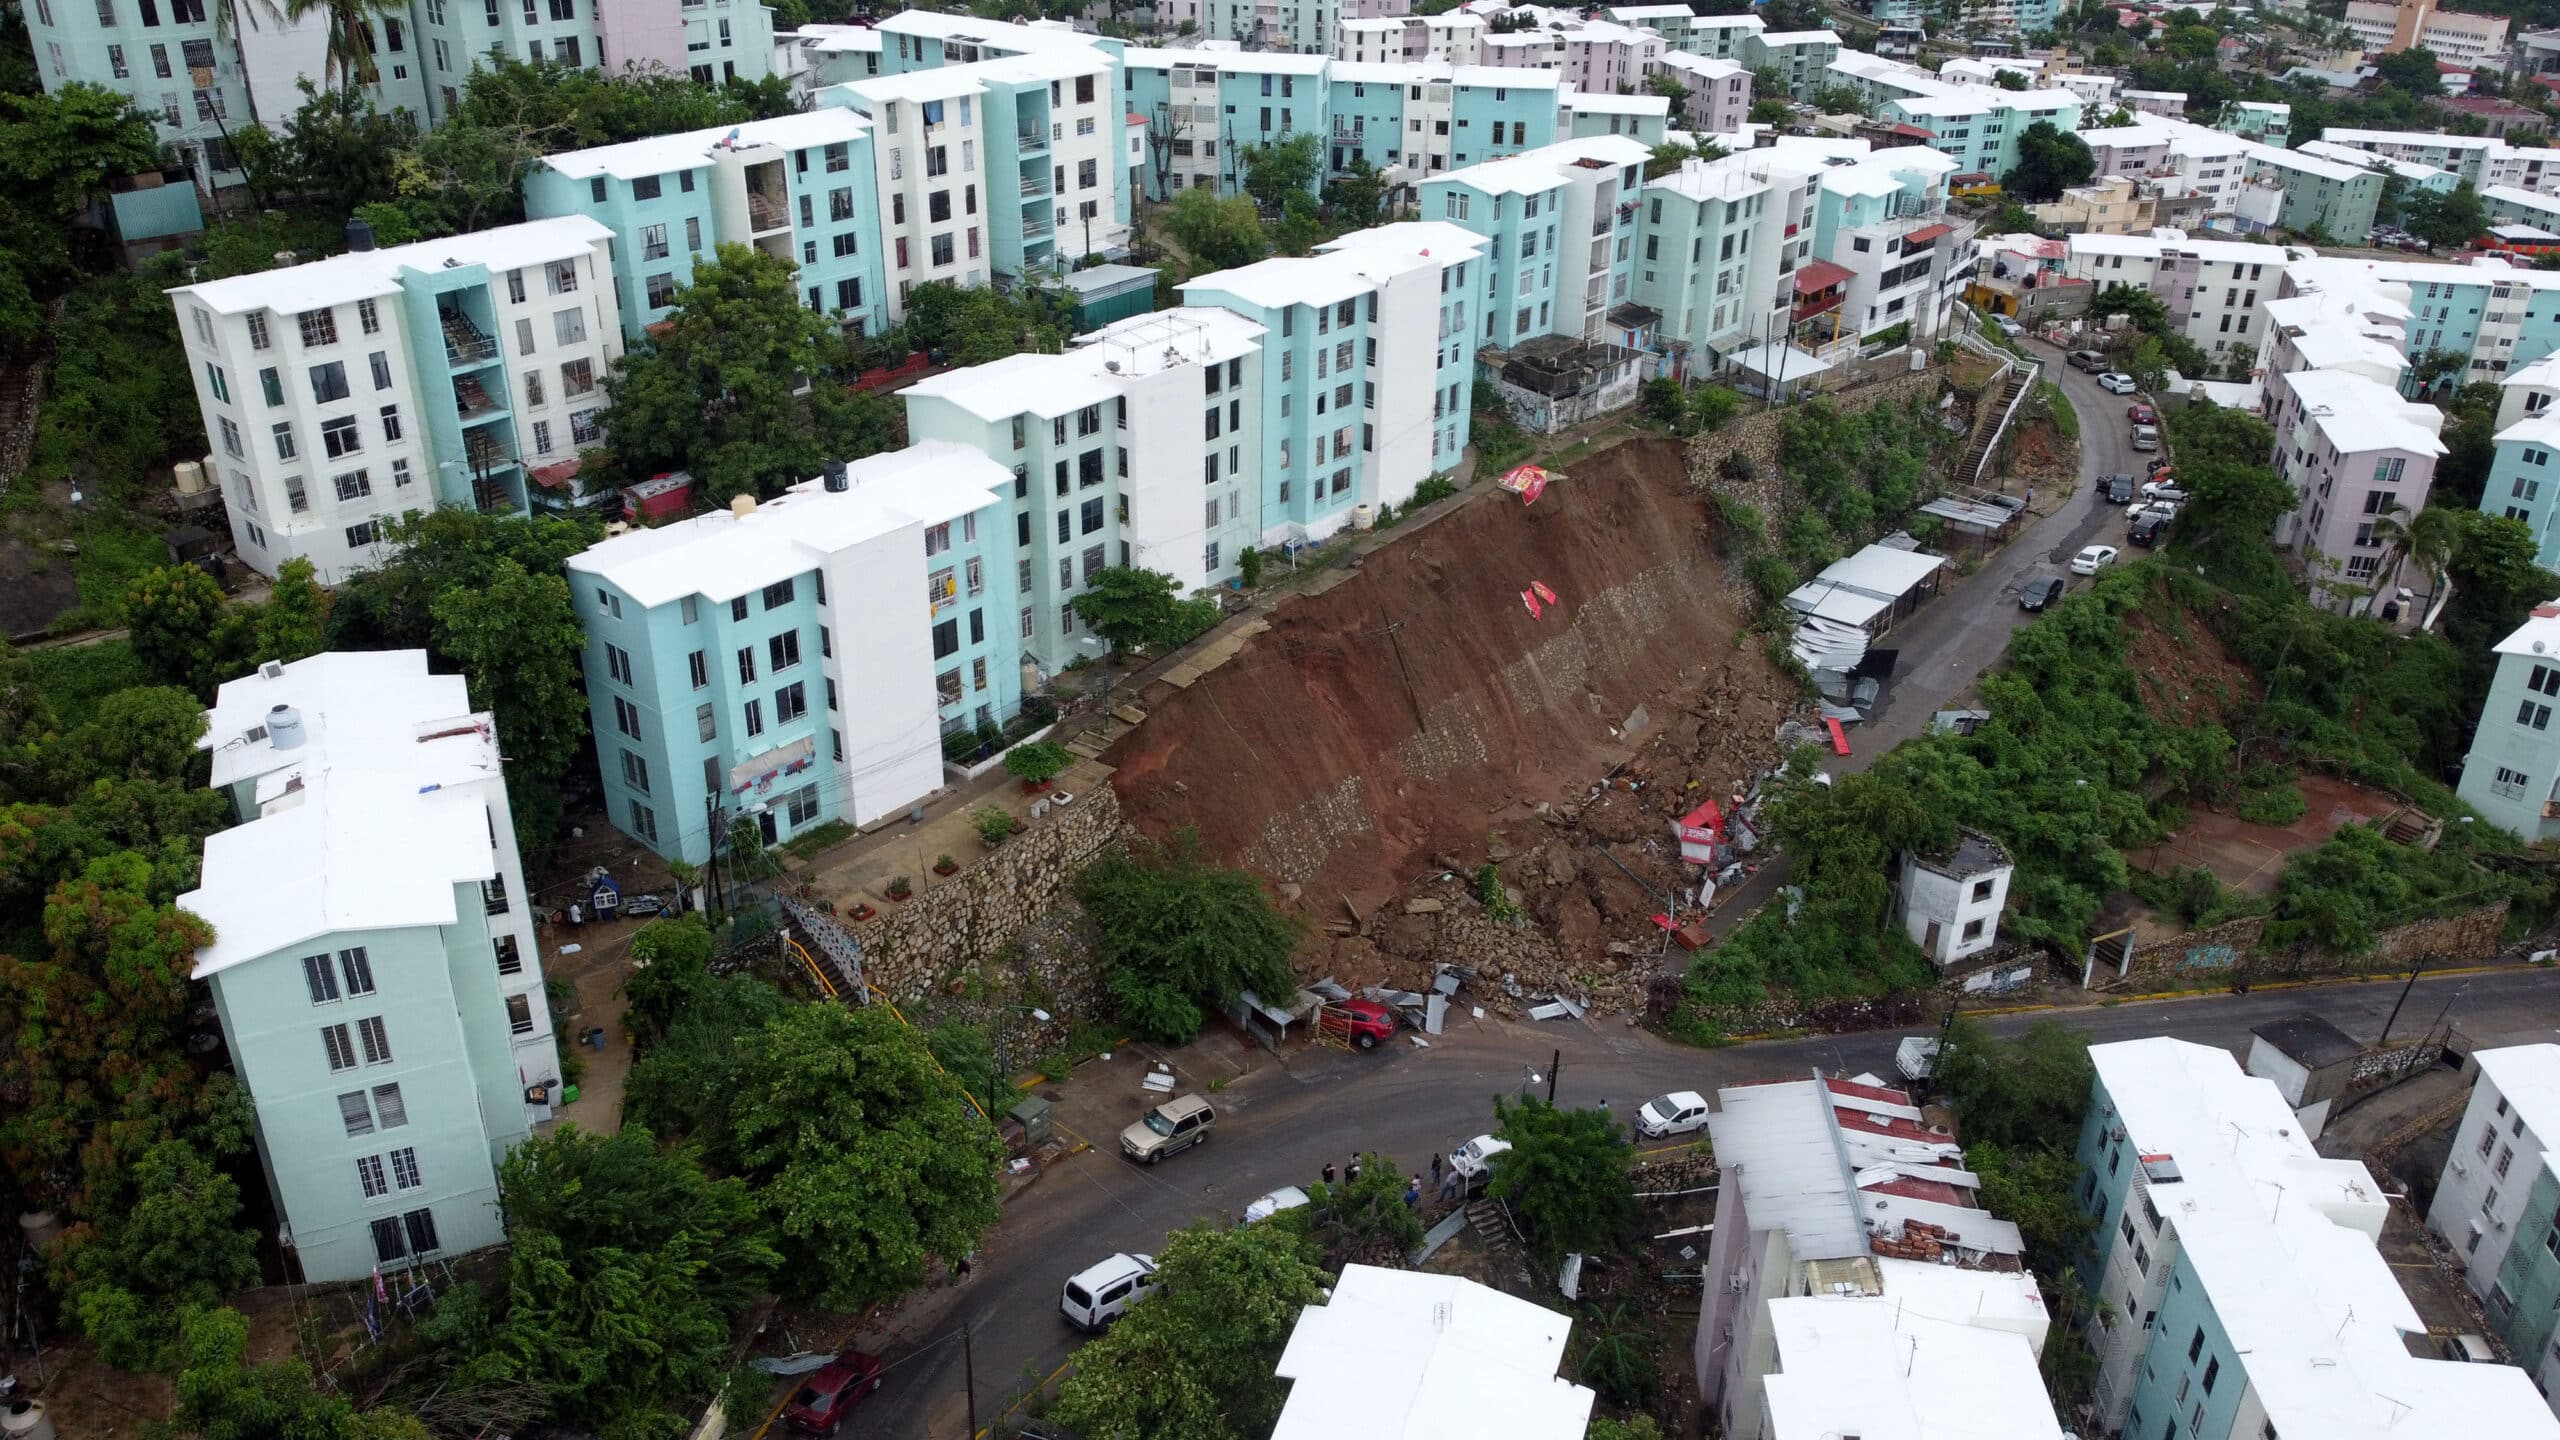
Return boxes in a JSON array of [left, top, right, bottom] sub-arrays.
[[1105, 438, 1795, 930]]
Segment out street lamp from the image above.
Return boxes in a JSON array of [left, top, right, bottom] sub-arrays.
[[1077, 633, 1113, 720], [991, 1004, 1056, 1109]]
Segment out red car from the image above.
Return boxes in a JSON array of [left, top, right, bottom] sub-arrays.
[[1319, 999, 1399, 1049], [783, 1350, 886, 1436], [2127, 402, 2157, 425]]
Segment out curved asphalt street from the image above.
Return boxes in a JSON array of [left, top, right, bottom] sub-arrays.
[[827, 353, 2289, 1438]]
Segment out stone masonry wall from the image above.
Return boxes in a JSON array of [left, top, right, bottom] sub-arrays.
[[2111, 902, 2510, 986], [1680, 365, 1948, 500], [858, 785, 1128, 1005]]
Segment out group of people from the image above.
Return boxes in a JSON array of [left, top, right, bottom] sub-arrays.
[[1318, 1151, 1466, 1206]]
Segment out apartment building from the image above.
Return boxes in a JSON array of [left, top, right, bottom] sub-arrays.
[[2426, 1045, 2560, 1399], [1695, 1072, 2041, 1440], [2159, 122, 2251, 217], [2284, 252, 2560, 386], [1477, 15, 1664, 97], [867, 7, 1118, 76], [1655, 50, 1750, 137], [1801, 139, 1969, 344], [2074, 1039, 2557, 1440], [169, 217, 621, 584], [2076, 122, 2174, 184], [1874, 82, 2084, 180], [2480, 355, 2560, 575], [1607, 4, 1761, 60], [2063, 232, 2303, 358], [526, 109, 889, 341], [2455, 603, 2560, 839], [1632, 150, 1808, 376], [1560, 88, 1672, 145], [1192, 0, 1336, 51], [2217, 99, 2290, 145], [1121, 48, 1335, 198], [1273, 1267, 1595, 1440], [2344, 0, 2510, 64], [1421, 136, 1645, 351], [2321, 126, 2501, 186], [2122, 88, 2186, 118], [1332, 12, 1484, 65], [838, 53, 1128, 320], [1739, 29, 1840, 102], [2235, 144, 2386, 239], [902, 307, 1269, 670], [177, 650, 558, 1283], [2264, 365, 2447, 608], [27, 0, 774, 192], [1183, 223, 1486, 543], [2298, 138, 2462, 196], [568, 443, 1018, 863]]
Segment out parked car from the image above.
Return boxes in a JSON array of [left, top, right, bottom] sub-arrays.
[[782, 1351, 886, 1436], [1991, 314, 2024, 338], [2127, 402, 2157, 425], [1318, 998, 1398, 1050], [2067, 349, 2109, 373], [2142, 479, 2189, 502], [1243, 1185, 1311, 1224], [1060, 1253, 1157, 1331], [2130, 424, 2160, 451], [2020, 575, 2067, 611], [2147, 455, 2174, 475], [2070, 544, 2119, 575], [1448, 1134, 1514, 1187], [2130, 514, 2169, 547], [1120, 1094, 1215, 1164], [2442, 1333, 2498, 1363], [2101, 473, 2136, 504], [2096, 372, 2138, 395], [1636, 1090, 1712, 1139], [2126, 499, 2178, 522]]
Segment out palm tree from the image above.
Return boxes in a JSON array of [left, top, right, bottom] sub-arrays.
[[2364, 503, 2461, 621], [222, 0, 407, 94]]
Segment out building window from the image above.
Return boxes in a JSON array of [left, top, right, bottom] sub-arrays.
[[628, 800, 658, 844], [763, 578, 796, 609], [339, 946, 375, 996], [389, 1146, 422, 1190], [339, 1090, 376, 1136], [620, 749, 651, 795], [298, 308, 338, 347], [506, 993, 534, 1035], [776, 681, 807, 723], [303, 952, 342, 1004], [495, 933, 523, 975], [613, 696, 642, 739], [744, 700, 764, 738], [356, 1154, 389, 1200], [357, 1016, 390, 1064], [322, 1023, 356, 1071]]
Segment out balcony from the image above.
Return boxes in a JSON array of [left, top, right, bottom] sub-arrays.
[[1016, 128, 1049, 155], [472, 479, 519, 515], [1024, 213, 1054, 238], [453, 373, 501, 419], [440, 309, 497, 367], [1331, 126, 1366, 145], [1021, 174, 1052, 199], [746, 191, 787, 233]]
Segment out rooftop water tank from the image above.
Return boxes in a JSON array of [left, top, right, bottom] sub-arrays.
[[267, 703, 306, 750], [173, 460, 207, 495]]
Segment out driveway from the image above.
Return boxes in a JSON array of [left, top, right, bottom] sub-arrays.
[[1694, 342, 2128, 941], [835, 966, 2560, 1440]]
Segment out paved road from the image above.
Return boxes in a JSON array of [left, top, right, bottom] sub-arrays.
[[847, 966, 2560, 1439], [1695, 343, 2126, 942]]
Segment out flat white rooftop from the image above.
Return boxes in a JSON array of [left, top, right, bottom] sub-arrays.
[[1271, 1265, 1593, 1440], [566, 441, 1010, 608], [1761, 1279, 2065, 1440], [171, 215, 615, 315], [539, 109, 872, 182]]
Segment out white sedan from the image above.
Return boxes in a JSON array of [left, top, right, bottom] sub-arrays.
[[2095, 372, 2139, 395], [2070, 544, 2120, 575], [1637, 1091, 1712, 1139], [1243, 1185, 1311, 1224]]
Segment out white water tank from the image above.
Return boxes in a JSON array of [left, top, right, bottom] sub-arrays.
[[1351, 504, 1375, 531], [173, 460, 207, 496], [730, 493, 758, 519], [2, 1399, 56, 1440], [266, 703, 307, 750], [17, 1210, 60, 1255]]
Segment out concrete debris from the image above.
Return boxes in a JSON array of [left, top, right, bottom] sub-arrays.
[[1404, 898, 1445, 914], [1528, 1000, 1576, 1021]]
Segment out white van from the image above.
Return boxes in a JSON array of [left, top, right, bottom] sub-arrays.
[[1060, 1252, 1157, 1332], [1448, 1134, 1513, 1187]]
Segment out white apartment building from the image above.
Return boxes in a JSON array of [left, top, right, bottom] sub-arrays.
[[2429, 1046, 2560, 1335], [844, 50, 1127, 322], [1332, 12, 1484, 64], [1894, 830, 2012, 969], [169, 217, 622, 584], [2344, 0, 2510, 65], [1608, 4, 1763, 59], [2065, 232, 2309, 358], [1198, 0, 1336, 51]]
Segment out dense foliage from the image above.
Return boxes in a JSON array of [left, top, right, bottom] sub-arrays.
[[1077, 827, 1301, 1042], [1487, 1097, 1637, 1260]]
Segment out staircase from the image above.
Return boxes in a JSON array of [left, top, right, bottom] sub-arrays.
[[778, 892, 869, 1002], [1961, 363, 2034, 486]]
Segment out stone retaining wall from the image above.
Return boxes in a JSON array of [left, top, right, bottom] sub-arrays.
[[2107, 902, 2510, 986], [857, 785, 1128, 1004], [1681, 365, 1948, 502]]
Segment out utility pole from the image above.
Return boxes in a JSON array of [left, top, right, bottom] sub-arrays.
[[703, 795, 724, 916], [962, 1318, 979, 1440], [1547, 1048, 1560, 1105], [2378, 959, 2425, 1050]]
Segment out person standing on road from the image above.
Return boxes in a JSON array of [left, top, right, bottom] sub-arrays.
[[1430, 1153, 1443, 1190], [1439, 1157, 1462, 1202], [1322, 1161, 1337, 1188], [1347, 1155, 1363, 1184], [1403, 1175, 1421, 1208]]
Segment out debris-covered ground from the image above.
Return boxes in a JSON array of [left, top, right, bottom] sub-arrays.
[[1104, 437, 1801, 1019]]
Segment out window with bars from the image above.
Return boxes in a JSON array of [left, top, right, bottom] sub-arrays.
[[356, 1154, 389, 1199], [357, 1015, 391, 1065], [322, 1023, 356, 1071], [304, 953, 342, 1004]]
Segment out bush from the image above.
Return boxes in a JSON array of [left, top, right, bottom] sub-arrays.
[[1005, 740, 1071, 784], [972, 805, 1018, 845], [1238, 545, 1264, 585], [1412, 474, 1459, 507], [1079, 828, 1298, 1043], [2234, 781, 2307, 827]]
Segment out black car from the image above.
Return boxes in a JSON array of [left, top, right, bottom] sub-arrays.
[[2130, 514, 2168, 547], [2101, 473, 2135, 504], [2020, 575, 2067, 611]]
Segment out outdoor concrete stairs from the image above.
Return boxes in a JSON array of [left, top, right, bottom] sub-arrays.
[[1465, 1200, 1509, 1241], [1961, 369, 2031, 483], [776, 892, 867, 1000]]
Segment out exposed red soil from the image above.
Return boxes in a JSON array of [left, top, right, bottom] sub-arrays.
[[2123, 608, 2260, 729], [1104, 437, 1796, 935]]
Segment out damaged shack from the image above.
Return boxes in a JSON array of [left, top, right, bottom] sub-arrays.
[[1479, 335, 1646, 434]]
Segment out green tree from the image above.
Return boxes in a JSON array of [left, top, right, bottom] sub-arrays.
[[1487, 1097, 1635, 1259], [56, 1139, 261, 1370], [1587, 1418, 1665, 1440], [2089, 281, 2169, 335], [1077, 827, 1299, 1043], [1748, 97, 1793, 126], [1239, 132, 1320, 214], [712, 1004, 1004, 1312], [1321, 153, 1389, 231], [2403, 182, 2488, 251], [1300, 1150, 1425, 1265], [0, 84, 161, 346], [620, 914, 715, 1046], [161, 1305, 430, 1440], [625, 973, 794, 1144], [2002, 121, 2096, 202], [2371, 45, 2446, 98], [1645, 73, 1690, 126], [1932, 1017, 2093, 1150], [1163, 185, 1267, 271], [1811, 84, 1869, 116], [1071, 565, 1194, 656], [1993, 68, 2028, 90], [124, 565, 238, 699], [1965, 1139, 2096, 1273], [1050, 1221, 1330, 1440], [428, 559, 588, 851], [600, 243, 896, 503], [900, 280, 1075, 366]]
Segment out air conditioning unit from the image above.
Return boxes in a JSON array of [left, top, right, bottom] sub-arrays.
[[259, 659, 286, 680]]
